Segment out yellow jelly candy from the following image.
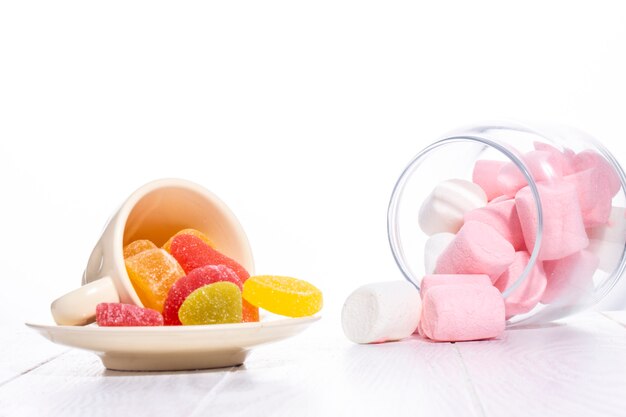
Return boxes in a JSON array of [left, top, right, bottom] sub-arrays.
[[162, 228, 215, 253], [178, 282, 243, 325], [123, 239, 157, 259], [125, 249, 185, 312], [243, 275, 323, 317]]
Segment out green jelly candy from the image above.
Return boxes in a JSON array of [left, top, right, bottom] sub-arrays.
[[178, 282, 243, 325]]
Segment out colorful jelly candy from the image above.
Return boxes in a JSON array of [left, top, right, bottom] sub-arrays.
[[243, 275, 323, 317], [242, 300, 259, 322], [162, 264, 242, 325], [123, 239, 157, 259], [170, 234, 250, 281], [178, 282, 243, 325], [162, 228, 214, 253], [96, 302, 163, 326], [125, 249, 185, 312]]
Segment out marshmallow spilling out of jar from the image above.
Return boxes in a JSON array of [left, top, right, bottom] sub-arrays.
[[343, 139, 625, 344]]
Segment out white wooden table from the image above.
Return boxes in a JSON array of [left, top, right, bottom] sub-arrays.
[[1, 311, 625, 417]]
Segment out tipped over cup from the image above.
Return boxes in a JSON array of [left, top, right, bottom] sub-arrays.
[[51, 178, 254, 325]]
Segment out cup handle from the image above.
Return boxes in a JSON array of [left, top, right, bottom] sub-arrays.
[[51, 276, 120, 325]]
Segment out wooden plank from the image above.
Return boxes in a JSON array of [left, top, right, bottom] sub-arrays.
[[186, 324, 481, 417], [0, 349, 230, 417], [456, 312, 626, 417], [0, 324, 67, 386], [0, 323, 480, 417], [6, 314, 625, 417], [601, 311, 626, 327]]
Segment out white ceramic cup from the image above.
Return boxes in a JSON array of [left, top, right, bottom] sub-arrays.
[[51, 178, 254, 325]]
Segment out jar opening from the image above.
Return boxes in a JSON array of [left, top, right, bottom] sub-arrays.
[[387, 135, 543, 299], [388, 122, 626, 324]]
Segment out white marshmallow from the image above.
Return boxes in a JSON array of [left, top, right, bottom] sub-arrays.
[[594, 260, 626, 311], [342, 281, 421, 344], [418, 179, 487, 235], [588, 239, 624, 273], [424, 232, 455, 274], [586, 207, 626, 272]]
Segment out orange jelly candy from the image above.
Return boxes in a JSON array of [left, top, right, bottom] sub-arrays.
[[123, 239, 157, 259], [242, 300, 259, 322], [125, 249, 185, 312], [162, 229, 215, 253]]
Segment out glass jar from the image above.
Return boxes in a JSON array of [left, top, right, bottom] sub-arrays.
[[387, 122, 626, 324]]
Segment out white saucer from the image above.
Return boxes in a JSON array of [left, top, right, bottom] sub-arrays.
[[26, 316, 320, 371]]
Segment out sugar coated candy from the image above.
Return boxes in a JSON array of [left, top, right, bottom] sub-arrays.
[[96, 303, 163, 326], [243, 275, 323, 317], [162, 228, 215, 253], [170, 234, 250, 281], [162, 264, 242, 325], [242, 300, 260, 322], [178, 282, 243, 325], [125, 249, 185, 312], [123, 239, 157, 259]]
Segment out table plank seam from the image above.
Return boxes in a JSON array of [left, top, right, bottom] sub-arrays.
[[184, 366, 237, 416], [452, 344, 488, 417], [0, 349, 69, 390], [598, 312, 626, 330]]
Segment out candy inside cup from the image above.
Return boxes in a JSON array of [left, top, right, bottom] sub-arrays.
[[74, 179, 255, 314], [121, 181, 253, 270]]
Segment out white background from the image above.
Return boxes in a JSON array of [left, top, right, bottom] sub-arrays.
[[1, 0, 626, 326]]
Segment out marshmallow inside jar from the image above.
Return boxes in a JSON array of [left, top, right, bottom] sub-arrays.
[[387, 122, 626, 327]]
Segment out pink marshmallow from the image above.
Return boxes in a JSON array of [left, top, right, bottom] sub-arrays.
[[515, 182, 589, 260], [464, 198, 525, 250], [494, 251, 547, 318], [415, 319, 425, 337], [587, 206, 626, 242], [472, 160, 506, 201], [573, 150, 620, 197], [421, 284, 505, 342], [563, 148, 577, 174], [435, 221, 516, 283], [541, 250, 599, 304], [564, 168, 612, 227], [533, 142, 575, 175], [490, 195, 511, 204], [420, 274, 491, 299], [498, 150, 565, 197]]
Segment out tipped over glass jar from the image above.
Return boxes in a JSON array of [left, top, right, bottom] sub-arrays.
[[388, 122, 626, 325]]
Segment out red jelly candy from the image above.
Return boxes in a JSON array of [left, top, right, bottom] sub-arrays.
[[96, 303, 164, 327], [162, 264, 242, 325], [170, 234, 250, 282]]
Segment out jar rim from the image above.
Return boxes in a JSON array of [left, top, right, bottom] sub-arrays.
[[387, 133, 544, 298]]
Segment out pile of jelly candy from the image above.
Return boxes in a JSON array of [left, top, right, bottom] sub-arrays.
[[96, 228, 323, 327]]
